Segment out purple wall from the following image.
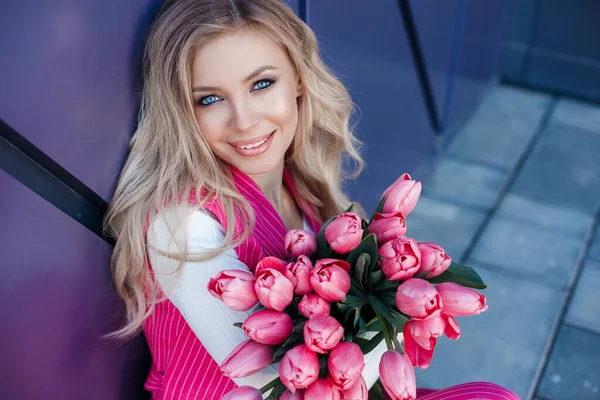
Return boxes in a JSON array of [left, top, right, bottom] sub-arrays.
[[0, 1, 158, 398]]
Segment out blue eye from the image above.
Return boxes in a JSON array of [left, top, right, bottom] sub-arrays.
[[253, 79, 275, 91], [199, 95, 222, 106]]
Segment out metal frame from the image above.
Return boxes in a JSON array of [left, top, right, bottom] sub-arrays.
[[0, 119, 115, 246]]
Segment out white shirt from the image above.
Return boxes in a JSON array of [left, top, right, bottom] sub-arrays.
[[147, 205, 390, 394]]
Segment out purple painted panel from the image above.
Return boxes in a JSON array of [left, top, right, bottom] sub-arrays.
[[411, 0, 460, 126], [0, 171, 150, 400], [447, 1, 510, 131], [307, 0, 437, 213], [0, 0, 159, 201]]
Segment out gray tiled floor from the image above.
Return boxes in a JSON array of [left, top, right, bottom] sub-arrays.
[[496, 194, 593, 240], [511, 123, 600, 215], [588, 229, 600, 264], [414, 266, 563, 400], [468, 218, 583, 290], [412, 85, 600, 400], [565, 262, 600, 334], [406, 196, 486, 260], [551, 98, 600, 136], [447, 86, 551, 170], [421, 157, 507, 210], [537, 325, 600, 400]]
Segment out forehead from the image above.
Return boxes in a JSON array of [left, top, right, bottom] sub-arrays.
[[192, 29, 293, 85]]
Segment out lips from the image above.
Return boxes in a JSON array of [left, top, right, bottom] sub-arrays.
[[230, 131, 275, 148]]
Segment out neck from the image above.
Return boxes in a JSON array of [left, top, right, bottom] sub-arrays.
[[247, 161, 286, 212]]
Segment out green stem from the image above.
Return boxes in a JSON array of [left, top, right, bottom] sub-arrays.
[[259, 377, 281, 394], [372, 307, 393, 350]]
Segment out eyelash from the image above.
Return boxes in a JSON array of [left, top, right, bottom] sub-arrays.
[[196, 78, 277, 107]]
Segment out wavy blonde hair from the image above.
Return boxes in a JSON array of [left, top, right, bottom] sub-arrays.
[[104, 0, 364, 338]]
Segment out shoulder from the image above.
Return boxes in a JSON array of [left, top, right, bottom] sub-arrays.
[[147, 204, 226, 252]]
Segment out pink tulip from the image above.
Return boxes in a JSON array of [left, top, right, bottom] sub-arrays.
[[379, 236, 421, 281], [381, 173, 422, 217], [342, 375, 368, 400], [403, 324, 435, 369], [443, 314, 461, 340], [288, 255, 314, 296], [280, 389, 306, 399], [221, 385, 262, 400], [242, 309, 293, 345], [325, 212, 364, 254], [404, 315, 445, 350], [208, 270, 259, 311], [254, 256, 289, 277], [285, 229, 317, 258], [298, 294, 331, 319], [279, 344, 320, 393], [368, 211, 407, 245], [327, 342, 365, 391], [303, 315, 344, 354], [395, 278, 442, 320], [220, 339, 274, 378], [305, 378, 341, 400], [255, 268, 295, 311], [379, 350, 417, 399], [436, 282, 488, 316], [310, 259, 351, 302], [416, 242, 451, 278]]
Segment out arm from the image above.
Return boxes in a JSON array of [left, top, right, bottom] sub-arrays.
[[147, 206, 279, 390]]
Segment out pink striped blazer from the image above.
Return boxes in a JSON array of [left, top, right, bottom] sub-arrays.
[[142, 164, 322, 400]]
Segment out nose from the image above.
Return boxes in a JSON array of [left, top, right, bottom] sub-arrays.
[[230, 98, 260, 133]]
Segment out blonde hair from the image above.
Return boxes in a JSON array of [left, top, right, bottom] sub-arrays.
[[104, 0, 364, 338]]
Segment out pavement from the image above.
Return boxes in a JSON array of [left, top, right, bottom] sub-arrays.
[[405, 85, 600, 400]]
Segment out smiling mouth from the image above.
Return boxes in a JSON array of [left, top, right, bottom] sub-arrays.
[[232, 131, 274, 149]]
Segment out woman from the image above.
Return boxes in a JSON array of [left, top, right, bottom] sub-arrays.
[[105, 1, 519, 399]]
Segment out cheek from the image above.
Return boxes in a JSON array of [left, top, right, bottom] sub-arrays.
[[194, 109, 227, 146], [267, 92, 298, 132]]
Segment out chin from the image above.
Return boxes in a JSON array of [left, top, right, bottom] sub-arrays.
[[230, 156, 283, 177]]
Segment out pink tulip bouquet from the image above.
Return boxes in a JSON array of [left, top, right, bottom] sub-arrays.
[[210, 173, 488, 400]]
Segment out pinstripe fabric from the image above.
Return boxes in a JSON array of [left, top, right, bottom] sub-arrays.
[[414, 382, 520, 400], [142, 165, 322, 399]]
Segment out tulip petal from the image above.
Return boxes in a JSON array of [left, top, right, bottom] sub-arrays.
[[403, 324, 435, 369]]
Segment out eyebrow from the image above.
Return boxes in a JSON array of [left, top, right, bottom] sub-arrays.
[[192, 65, 279, 93]]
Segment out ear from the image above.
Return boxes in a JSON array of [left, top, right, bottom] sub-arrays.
[[296, 81, 303, 97]]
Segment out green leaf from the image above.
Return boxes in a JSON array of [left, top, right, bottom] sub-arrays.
[[379, 289, 397, 308], [291, 321, 306, 335], [370, 269, 385, 285], [264, 380, 288, 400], [366, 293, 397, 331], [369, 195, 387, 224], [347, 234, 379, 277], [358, 316, 366, 332], [364, 308, 410, 333], [349, 278, 366, 298], [373, 279, 400, 293], [273, 336, 301, 362], [233, 322, 243, 328], [316, 215, 336, 259], [427, 261, 487, 289], [389, 308, 410, 332], [354, 331, 385, 354], [337, 293, 363, 314], [344, 203, 355, 213], [354, 253, 370, 285]]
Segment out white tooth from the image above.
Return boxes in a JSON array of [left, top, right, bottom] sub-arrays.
[[236, 134, 270, 149]]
